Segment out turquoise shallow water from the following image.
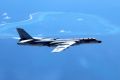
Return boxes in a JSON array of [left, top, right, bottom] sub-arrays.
[[0, 12, 119, 38]]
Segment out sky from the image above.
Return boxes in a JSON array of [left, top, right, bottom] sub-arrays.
[[0, 0, 120, 80]]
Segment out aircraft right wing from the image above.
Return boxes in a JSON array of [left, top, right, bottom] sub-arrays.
[[52, 41, 76, 53]]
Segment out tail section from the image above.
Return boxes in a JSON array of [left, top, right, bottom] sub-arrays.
[[16, 28, 33, 40]]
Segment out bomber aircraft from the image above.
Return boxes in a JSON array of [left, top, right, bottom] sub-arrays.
[[16, 28, 102, 53]]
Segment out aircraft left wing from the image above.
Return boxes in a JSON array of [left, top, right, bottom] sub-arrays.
[[52, 41, 76, 53]]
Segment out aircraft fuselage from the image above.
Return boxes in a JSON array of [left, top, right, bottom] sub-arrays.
[[17, 38, 101, 47], [16, 28, 102, 52]]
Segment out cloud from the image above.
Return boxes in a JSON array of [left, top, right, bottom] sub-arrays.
[[60, 30, 65, 33], [59, 29, 71, 33], [0, 21, 7, 25], [77, 18, 84, 21], [1, 12, 11, 20], [0, 23, 5, 26], [12, 37, 20, 39], [3, 16, 11, 20], [2, 12, 8, 16], [28, 14, 33, 20]]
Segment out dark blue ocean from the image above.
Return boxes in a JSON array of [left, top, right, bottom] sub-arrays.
[[0, 0, 120, 80]]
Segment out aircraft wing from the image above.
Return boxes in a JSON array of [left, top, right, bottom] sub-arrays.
[[52, 41, 76, 53]]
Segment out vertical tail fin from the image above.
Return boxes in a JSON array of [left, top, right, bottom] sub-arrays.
[[16, 28, 33, 40]]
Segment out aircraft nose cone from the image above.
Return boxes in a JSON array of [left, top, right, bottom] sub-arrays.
[[98, 41, 102, 43]]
